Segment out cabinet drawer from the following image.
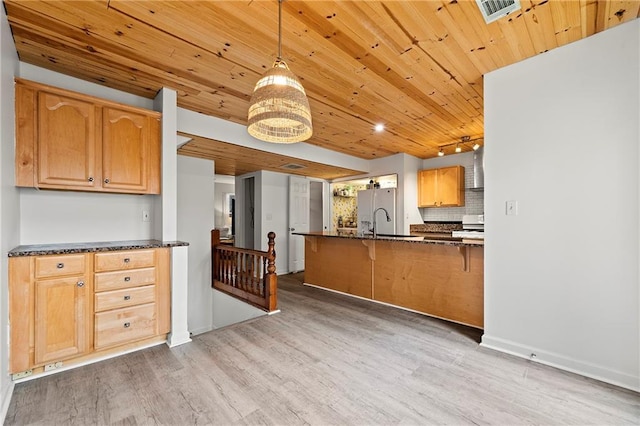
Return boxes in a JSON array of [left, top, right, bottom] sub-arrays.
[[95, 250, 155, 272], [95, 268, 155, 292], [95, 284, 156, 313], [35, 254, 86, 278], [95, 303, 156, 350]]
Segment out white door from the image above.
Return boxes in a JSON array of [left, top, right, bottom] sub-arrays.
[[288, 176, 310, 272]]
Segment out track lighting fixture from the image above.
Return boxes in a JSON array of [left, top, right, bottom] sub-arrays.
[[436, 136, 483, 156]]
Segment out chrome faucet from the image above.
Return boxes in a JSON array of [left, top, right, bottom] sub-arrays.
[[372, 207, 391, 238]]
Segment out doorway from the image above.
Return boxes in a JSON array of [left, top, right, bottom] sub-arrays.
[[243, 176, 255, 249]]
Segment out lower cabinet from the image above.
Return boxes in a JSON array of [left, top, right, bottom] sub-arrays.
[[9, 247, 170, 376], [35, 275, 91, 365]]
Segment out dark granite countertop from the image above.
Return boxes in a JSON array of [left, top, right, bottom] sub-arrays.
[[293, 231, 483, 247], [8, 239, 189, 257]]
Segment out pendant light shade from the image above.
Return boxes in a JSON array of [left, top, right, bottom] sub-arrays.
[[247, 0, 312, 143]]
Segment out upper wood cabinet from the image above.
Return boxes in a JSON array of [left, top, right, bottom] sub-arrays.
[[418, 165, 465, 207], [15, 78, 161, 194]]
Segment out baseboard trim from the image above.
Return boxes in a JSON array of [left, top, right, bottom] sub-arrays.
[[13, 339, 167, 384], [0, 380, 15, 424], [167, 331, 192, 348], [189, 326, 214, 336], [481, 335, 640, 392]]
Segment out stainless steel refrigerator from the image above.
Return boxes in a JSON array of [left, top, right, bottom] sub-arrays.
[[356, 188, 396, 235]]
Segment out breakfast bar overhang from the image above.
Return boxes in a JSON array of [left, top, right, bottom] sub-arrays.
[[294, 232, 484, 329]]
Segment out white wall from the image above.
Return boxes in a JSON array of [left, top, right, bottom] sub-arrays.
[[483, 20, 639, 391], [402, 154, 427, 233], [20, 190, 155, 244], [177, 156, 215, 335], [212, 290, 266, 330], [177, 109, 370, 173], [0, 5, 20, 420], [17, 65, 160, 244], [154, 88, 178, 241], [258, 171, 290, 274], [154, 87, 190, 347], [182, 166, 265, 332], [19, 63, 154, 110], [419, 151, 485, 222], [358, 153, 424, 234]]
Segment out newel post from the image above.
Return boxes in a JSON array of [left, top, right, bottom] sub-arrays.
[[266, 231, 277, 311], [211, 229, 220, 287]]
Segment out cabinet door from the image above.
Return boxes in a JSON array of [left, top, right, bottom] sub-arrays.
[[101, 107, 150, 193], [418, 169, 437, 207], [438, 166, 465, 206], [34, 276, 89, 365], [38, 92, 98, 189]]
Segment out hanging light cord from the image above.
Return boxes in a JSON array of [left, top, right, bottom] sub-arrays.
[[277, 0, 283, 61]]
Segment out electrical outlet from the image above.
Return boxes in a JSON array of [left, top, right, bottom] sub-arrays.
[[44, 361, 63, 372], [142, 210, 150, 222], [12, 370, 33, 380], [506, 200, 518, 216]]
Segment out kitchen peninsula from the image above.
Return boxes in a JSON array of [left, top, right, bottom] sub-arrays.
[[295, 232, 484, 328]]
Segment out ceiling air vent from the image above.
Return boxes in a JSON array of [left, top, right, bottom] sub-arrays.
[[475, 0, 521, 23], [281, 163, 306, 170]]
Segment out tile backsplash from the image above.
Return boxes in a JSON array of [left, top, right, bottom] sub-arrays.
[[419, 160, 484, 222]]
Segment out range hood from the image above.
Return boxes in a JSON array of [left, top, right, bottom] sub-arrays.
[[471, 146, 484, 190]]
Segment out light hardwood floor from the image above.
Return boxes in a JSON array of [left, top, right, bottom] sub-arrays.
[[6, 273, 639, 425]]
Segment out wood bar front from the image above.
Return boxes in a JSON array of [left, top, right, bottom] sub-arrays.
[[303, 235, 483, 328], [304, 236, 373, 299]]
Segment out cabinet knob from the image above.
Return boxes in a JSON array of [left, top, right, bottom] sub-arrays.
[[124, 295, 131, 301], [123, 258, 130, 263], [77, 281, 85, 287], [88, 177, 94, 182], [124, 276, 131, 282], [104, 178, 110, 184], [56, 263, 64, 269], [123, 322, 131, 328]]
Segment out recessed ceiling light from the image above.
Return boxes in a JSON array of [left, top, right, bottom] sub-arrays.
[[374, 123, 385, 132]]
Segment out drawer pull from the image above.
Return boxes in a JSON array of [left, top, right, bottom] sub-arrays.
[[123, 322, 131, 328], [57, 263, 64, 269], [124, 276, 131, 282], [104, 178, 110, 184], [77, 281, 85, 287], [123, 258, 130, 263], [124, 295, 131, 301]]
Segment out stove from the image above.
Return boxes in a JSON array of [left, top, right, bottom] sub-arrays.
[[452, 215, 484, 239]]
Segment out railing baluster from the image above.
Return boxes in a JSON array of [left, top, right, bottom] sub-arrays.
[[211, 230, 277, 311]]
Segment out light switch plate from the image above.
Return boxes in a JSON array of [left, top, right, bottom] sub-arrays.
[[506, 200, 518, 215]]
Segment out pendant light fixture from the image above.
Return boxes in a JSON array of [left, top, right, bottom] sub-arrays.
[[247, 0, 312, 143]]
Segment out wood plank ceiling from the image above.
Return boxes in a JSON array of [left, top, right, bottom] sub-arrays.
[[4, 0, 638, 172], [177, 132, 366, 180]]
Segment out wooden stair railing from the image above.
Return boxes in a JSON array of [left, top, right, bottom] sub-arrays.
[[211, 229, 277, 312]]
